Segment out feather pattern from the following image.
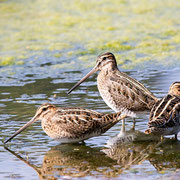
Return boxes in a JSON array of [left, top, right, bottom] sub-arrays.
[[4, 103, 136, 144], [67, 52, 158, 112], [145, 82, 180, 137], [97, 67, 157, 111], [42, 105, 136, 141]]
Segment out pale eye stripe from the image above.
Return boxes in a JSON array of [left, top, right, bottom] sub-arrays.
[[42, 109, 51, 117]]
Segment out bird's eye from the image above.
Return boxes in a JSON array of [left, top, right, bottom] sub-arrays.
[[42, 107, 47, 111], [102, 57, 106, 60]]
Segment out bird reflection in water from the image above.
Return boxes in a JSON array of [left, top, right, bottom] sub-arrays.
[[148, 139, 180, 172], [4, 144, 118, 179], [4, 136, 180, 179], [102, 129, 161, 169]]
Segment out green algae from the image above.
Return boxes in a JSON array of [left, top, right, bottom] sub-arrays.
[[137, 39, 175, 55], [0, 56, 15, 66], [0, 56, 25, 66], [53, 53, 63, 58], [0, 0, 180, 69], [100, 40, 133, 51]]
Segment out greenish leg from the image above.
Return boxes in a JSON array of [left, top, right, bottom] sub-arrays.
[[132, 118, 136, 131], [121, 118, 125, 133]]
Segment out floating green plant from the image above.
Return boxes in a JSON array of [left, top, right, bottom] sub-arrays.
[[100, 40, 133, 51], [53, 53, 63, 58], [0, 0, 179, 68], [0, 56, 15, 66]]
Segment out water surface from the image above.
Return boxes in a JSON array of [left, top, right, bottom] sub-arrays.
[[0, 0, 180, 179], [0, 67, 180, 180]]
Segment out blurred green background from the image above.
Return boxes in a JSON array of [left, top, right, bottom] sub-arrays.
[[0, 0, 180, 69]]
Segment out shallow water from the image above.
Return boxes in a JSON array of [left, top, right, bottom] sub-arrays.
[[0, 0, 180, 68], [0, 0, 180, 179], [0, 66, 180, 180]]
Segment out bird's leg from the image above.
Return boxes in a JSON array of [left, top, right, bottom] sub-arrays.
[[131, 118, 136, 131], [80, 140, 85, 144], [121, 118, 125, 133], [174, 134, 177, 140]]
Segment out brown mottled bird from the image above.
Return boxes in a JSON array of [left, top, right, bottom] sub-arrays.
[[145, 82, 180, 139], [67, 52, 158, 129], [4, 103, 135, 144]]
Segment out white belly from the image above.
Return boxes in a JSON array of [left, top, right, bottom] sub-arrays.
[[43, 125, 102, 143], [56, 131, 102, 143]]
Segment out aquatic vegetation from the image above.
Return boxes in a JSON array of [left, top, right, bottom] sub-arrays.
[[100, 40, 133, 51], [0, 0, 179, 69], [53, 53, 62, 58], [0, 56, 15, 66]]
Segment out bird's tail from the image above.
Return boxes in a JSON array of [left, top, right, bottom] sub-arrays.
[[100, 109, 136, 133]]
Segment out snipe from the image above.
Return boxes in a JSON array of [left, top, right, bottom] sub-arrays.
[[67, 52, 158, 129], [4, 103, 135, 144], [145, 82, 180, 139]]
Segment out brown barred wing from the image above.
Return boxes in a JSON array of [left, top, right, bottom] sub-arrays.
[[109, 71, 157, 110], [51, 109, 107, 139]]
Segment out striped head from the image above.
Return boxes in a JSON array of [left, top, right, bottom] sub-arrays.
[[168, 82, 180, 97], [96, 52, 118, 71], [36, 103, 56, 116], [67, 52, 118, 94], [4, 103, 56, 144]]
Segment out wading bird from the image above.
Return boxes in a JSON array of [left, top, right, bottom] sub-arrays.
[[4, 103, 135, 144], [145, 82, 180, 139], [67, 52, 158, 130]]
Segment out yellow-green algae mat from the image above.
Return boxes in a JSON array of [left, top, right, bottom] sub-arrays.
[[0, 0, 180, 68]]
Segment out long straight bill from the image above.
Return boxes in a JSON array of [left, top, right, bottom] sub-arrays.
[[67, 66, 98, 94], [4, 116, 38, 144]]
